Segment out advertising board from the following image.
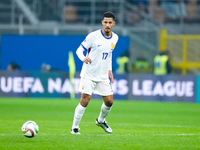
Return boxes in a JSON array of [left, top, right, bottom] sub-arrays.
[[0, 71, 197, 103]]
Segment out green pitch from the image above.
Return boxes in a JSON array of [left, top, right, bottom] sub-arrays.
[[0, 98, 200, 150]]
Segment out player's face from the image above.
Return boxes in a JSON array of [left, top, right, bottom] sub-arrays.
[[102, 17, 115, 34]]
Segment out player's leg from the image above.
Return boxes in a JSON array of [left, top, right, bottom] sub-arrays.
[[71, 93, 91, 134], [96, 95, 113, 133], [98, 95, 113, 123], [94, 80, 113, 133], [71, 78, 94, 134]]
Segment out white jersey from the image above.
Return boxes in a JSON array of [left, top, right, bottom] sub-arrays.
[[78, 29, 118, 81]]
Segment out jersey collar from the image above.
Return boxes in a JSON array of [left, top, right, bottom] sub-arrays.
[[101, 29, 112, 39]]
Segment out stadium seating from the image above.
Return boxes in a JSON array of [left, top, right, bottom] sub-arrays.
[[0, 0, 200, 74]]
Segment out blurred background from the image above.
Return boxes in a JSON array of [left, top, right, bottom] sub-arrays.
[[0, 0, 200, 73], [0, 0, 200, 102]]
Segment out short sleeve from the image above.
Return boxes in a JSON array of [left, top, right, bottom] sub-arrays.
[[81, 33, 94, 50]]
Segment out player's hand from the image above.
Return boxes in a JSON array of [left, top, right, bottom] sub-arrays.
[[83, 57, 92, 64], [108, 70, 114, 83]]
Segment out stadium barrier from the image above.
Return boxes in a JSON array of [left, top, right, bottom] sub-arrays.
[[0, 35, 129, 73], [0, 71, 197, 103], [159, 29, 200, 74]]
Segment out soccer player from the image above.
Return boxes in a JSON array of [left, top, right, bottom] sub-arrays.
[[71, 11, 119, 134]]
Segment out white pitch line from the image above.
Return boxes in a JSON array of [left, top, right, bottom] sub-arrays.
[[116, 123, 200, 128], [151, 133, 200, 136], [1, 133, 200, 136], [139, 124, 199, 128]]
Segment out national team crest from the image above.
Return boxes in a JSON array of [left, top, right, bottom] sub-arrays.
[[111, 43, 115, 51]]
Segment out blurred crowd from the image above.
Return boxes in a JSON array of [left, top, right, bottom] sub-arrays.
[[127, 0, 200, 21], [1, 0, 199, 25], [61, 0, 200, 23]]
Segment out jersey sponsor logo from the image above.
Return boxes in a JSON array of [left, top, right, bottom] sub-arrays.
[[97, 45, 102, 47]]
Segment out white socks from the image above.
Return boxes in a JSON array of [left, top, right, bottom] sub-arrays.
[[72, 102, 112, 129], [72, 103, 86, 129], [98, 103, 112, 123]]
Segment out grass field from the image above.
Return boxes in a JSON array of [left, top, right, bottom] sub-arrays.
[[0, 98, 200, 150]]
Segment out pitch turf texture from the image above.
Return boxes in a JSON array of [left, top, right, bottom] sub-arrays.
[[0, 98, 200, 150]]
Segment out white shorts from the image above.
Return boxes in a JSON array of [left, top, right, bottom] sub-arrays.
[[78, 78, 113, 96]]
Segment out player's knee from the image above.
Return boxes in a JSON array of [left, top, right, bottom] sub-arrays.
[[103, 95, 113, 107], [80, 94, 91, 107], [104, 98, 113, 107], [106, 100, 113, 107]]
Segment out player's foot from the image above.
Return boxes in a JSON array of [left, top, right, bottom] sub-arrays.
[[96, 119, 112, 133], [71, 128, 80, 135]]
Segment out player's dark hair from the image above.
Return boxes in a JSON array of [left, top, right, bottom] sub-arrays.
[[103, 11, 115, 20]]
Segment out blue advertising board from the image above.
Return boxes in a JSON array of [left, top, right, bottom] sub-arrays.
[[196, 75, 200, 103], [0, 71, 128, 100], [0, 71, 197, 103], [0, 35, 129, 72], [128, 73, 196, 103]]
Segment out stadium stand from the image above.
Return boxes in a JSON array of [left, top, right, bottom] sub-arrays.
[[0, 0, 200, 26], [0, 0, 200, 73]]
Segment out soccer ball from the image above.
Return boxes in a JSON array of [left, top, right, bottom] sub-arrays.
[[21, 121, 39, 138]]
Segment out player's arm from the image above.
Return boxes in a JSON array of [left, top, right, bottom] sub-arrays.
[[109, 36, 118, 83], [76, 46, 91, 64], [108, 53, 114, 83], [109, 70, 114, 83], [76, 34, 94, 64]]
